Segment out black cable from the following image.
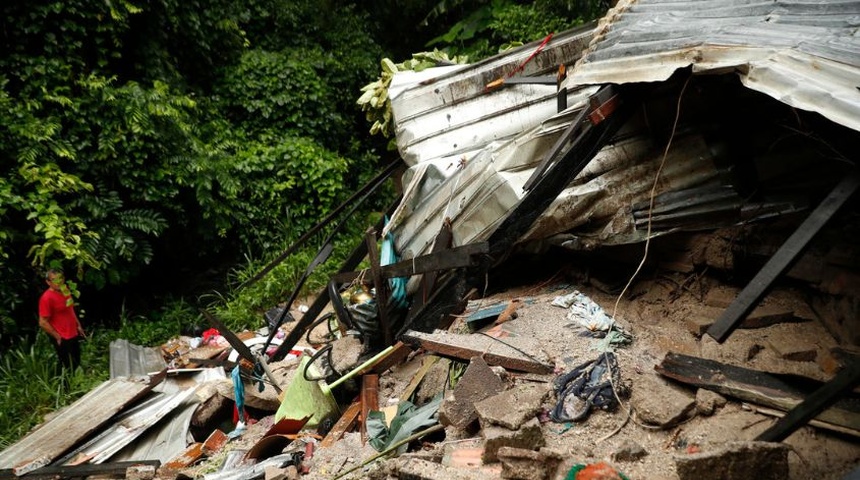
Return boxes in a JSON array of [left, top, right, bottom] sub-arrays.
[[303, 344, 338, 382], [305, 312, 338, 345], [475, 331, 546, 366]]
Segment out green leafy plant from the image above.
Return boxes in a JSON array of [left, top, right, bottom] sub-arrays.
[[357, 50, 468, 138]]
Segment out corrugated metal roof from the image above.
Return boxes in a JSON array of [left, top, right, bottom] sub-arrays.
[[0, 375, 161, 474], [392, 24, 597, 166], [54, 389, 197, 465], [110, 338, 167, 378], [570, 0, 860, 132]]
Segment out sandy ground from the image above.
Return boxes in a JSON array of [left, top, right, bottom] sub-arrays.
[[189, 265, 859, 480]]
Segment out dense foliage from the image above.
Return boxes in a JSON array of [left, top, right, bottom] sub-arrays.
[[0, 0, 609, 446]]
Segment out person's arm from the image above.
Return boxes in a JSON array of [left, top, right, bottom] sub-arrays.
[[39, 316, 62, 345], [75, 315, 85, 338]]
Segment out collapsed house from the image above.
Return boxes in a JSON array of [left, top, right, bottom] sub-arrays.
[[2, 1, 859, 479]]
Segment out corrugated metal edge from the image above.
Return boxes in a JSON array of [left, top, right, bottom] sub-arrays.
[[55, 388, 197, 464], [0, 374, 162, 473], [110, 338, 167, 379], [570, 0, 860, 132]]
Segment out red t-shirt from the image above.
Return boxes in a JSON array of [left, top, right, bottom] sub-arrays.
[[39, 289, 79, 340]]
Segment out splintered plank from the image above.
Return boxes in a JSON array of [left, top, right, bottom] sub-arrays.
[[756, 359, 860, 442], [320, 401, 361, 448], [361, 374, 380, 444], [401, 356, 442, 402], [656, 352, 860, 433], [401, 330, 553, 374], [0, 374, 164, 475]]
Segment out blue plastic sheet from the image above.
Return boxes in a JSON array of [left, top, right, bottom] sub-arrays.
[[381, 218, 408, 309]]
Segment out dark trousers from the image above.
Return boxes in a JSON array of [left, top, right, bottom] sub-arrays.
[[54, 336, 82, 373]]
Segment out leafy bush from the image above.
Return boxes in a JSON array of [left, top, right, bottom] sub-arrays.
[[0, 336, 104, 448]]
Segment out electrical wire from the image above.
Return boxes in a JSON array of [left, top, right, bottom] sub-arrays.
[[599, 75, 693, 442]]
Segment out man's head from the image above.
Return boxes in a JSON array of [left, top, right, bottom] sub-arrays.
[[45, 269, 65, 292]]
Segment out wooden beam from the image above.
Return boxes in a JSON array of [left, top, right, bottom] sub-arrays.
[[401, 330, 553, 374], [401, 356, 442, 402], [756, 359, 860, 442], [371, 341, 413, 374], [360, 374, 380, 445], [2, 461, 160, 480], [365, 228, 393, 346], [656, 352, 860, 433], [320, 401, 361, 448], [707, 171, 860, 343], [331, 242, 488, 285]]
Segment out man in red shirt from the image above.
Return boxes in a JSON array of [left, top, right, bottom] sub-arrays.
[[38, 269, 86, 372]]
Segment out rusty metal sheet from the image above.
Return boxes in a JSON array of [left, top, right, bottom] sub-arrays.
[[0, 374, 163, 475]]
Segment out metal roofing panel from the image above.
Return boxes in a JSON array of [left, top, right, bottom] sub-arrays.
[[110, 338, 167, 378], [0, 375, 161, 474], [392, 25, 597, 166], [571, 0, 860, 132], [55, 388, 197, 464], [109, 401, 196, 463]]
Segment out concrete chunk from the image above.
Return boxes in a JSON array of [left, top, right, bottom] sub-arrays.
[[474, 383, 548, 430], [394, 457, 498, 480], [482, 418, 544, 463], [496, 447, 563, 480], [630, 374, 695, 428], [439, 357, 505, 429], [766, 336, 817, 362], [695, 388, 727, 416], [675, 441, 789, 480], [611, 439, 647, 462]]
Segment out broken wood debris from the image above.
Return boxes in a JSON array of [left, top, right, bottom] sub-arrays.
[[656, 352, 860, 434], [0, 460, 161, 480], [707, 171, 860, 343], [320, 401, 361, 448], [401, 330, 553, 374]]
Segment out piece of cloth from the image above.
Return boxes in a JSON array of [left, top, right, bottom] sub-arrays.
[[53, 335, 81, 372], [551, 352, 622, 423], [39, 288, 79, 339]]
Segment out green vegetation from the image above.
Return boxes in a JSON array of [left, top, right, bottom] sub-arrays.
[[0, 0, 608, 447]]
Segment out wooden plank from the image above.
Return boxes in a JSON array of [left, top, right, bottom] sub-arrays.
[[1, 460, 161, 480], [361, 374, 380, 445], [331, 242, 488, 284], [320, 402, 361, 448], [365, 228, 393, 346], [0, 375, 163, 474], [486, 85, 633, 263], [747, 405, 860, 438], [401, 330, 553, 374], [371, 341, 413, 374], [707, 171, 860, 343], [656, 352, 860, 432], [401, 356, 442, 402], [756, 359, 860, 442]]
